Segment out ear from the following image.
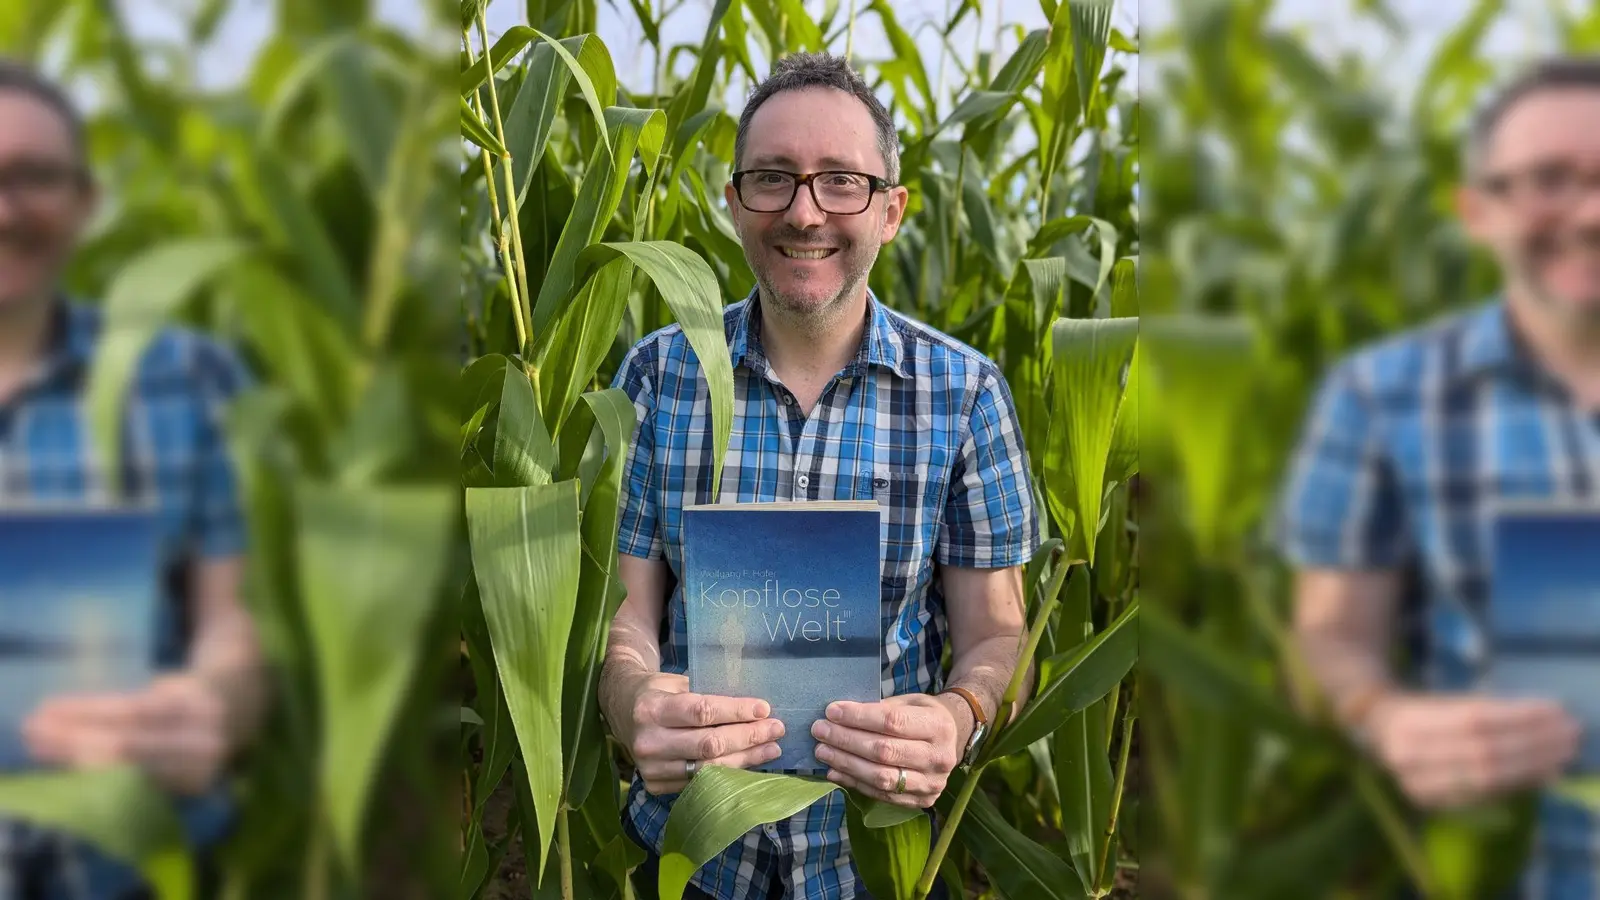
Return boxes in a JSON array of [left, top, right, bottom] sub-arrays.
[[878, 184, 909, 244], [725, 180, 742, 231]]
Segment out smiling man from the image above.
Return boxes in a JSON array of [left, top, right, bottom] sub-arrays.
[[1279, 55, 1600, 896], [0, 59, 265, 899], [597, 52, 1040, 899]]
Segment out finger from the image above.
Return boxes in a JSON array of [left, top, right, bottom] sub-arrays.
[[814, 742, 940, 799], [654, 693, 772, 728], [635, 718, 786, 764], [823, 768, 931, 809], [634, 741, 784, 784], [823, 701, 943, 742], [811, 719, 932, 773]]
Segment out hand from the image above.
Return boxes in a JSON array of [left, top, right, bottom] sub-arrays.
[[617, 672, 786, 795], [1362, 692, 1581, 810], [810, 695, 962, 809], [21, 672, 233, 796]]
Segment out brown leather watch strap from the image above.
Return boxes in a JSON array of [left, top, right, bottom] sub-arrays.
[[943, 686, 987, 727]]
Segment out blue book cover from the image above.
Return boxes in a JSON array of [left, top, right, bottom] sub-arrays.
[[0, 506, 163, 770], [682, 501, 883, 774], [1486, 501, 1600, 774]]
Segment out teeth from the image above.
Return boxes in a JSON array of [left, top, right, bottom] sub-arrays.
[[780, 247, 833, 259]]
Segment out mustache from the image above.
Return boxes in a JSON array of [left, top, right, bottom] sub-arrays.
[[1526, 227, 1600, 255], [767, 229, 846, 250]]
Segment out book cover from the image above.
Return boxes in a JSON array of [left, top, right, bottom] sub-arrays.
[[682, 501, 883, 774], [0, 506, 164, 770], [1486, 500, 1600, 774]]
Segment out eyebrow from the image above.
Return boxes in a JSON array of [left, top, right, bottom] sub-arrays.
[[746, 153, 868, 171]]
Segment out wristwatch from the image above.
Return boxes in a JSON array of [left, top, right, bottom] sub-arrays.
[[941, 686, 989, 770]]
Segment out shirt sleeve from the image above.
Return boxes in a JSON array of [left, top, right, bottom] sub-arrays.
[[1273, 355, 1411, 569], [937, 364, 1041, 568], [188, 335, 253, 560], [611, 342, 663, 560]]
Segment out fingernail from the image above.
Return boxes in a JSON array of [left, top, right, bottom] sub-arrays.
[[826, 703, 842, 721], [755, 702, 770, 718], [766, 744, 783, 759], [812, 720, 831, 739], [814, 744, 832, 761], [772, 721, 786, 738]]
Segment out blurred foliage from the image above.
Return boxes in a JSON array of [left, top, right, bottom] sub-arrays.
[[458, 0, 1141, 897], [1138, 1, 1600, 898], [0, 1, 462, 898]]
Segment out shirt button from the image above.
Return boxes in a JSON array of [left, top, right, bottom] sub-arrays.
[[782, 393, 794, 405], [764, 824, 779, 839], [796, 474, 809, 488]]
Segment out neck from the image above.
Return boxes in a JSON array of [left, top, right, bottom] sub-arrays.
[[1505, 286, 1600, 405], [0, 291, 57, 378], [757, 288, 870, 384]]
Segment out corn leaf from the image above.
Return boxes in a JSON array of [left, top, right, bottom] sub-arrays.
[[844, 794, 931, 900], [659, 767, 838, 900], [466, 481, 584, 882], [985, 597, 1139, 760], [1049, 316, 1137, 564], [938, 772, 1083, 900], [576, 241, 736, 499], [295, 481, 458, 873], [0, 767, 191, 900]]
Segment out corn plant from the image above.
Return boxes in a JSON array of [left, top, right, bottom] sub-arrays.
[[0, 2, 463, 899], [1137, 1, 1600, 898], [459, 0, 1141, 898]]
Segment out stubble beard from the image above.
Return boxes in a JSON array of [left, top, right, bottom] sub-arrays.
[[746, 229, 882, 340]]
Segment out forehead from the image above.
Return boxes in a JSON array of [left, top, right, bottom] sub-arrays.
[[1482, 88, 1600, 169], [0, 90, 77, 164], [742, 87, 883, 172]]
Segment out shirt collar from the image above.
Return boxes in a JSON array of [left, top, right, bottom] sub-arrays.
[[729, 288, 909, 379], [1456, 299, 1520, 379]]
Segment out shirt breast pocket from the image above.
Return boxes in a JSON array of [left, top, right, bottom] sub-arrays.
[[871, 464, 932, 581]]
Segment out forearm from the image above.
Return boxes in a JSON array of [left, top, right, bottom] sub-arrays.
[[1291, 570, 1403, 728], [186, 603, 268, 749], [936, 631, 1030, 750], [598, 617, 661, 735]]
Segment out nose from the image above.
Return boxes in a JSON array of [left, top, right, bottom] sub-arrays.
[[783, 181, 827, 230]]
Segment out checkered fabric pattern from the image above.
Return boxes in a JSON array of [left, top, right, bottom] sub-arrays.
[[0, 298, 249, 900], [1276, 297, 1600, 900], [610, 288, 1041, 900]]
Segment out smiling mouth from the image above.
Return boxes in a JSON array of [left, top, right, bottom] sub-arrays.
[[777, 246, 838, 260]]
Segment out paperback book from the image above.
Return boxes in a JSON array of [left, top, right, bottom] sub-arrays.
[[0, 506, 163, 770], [682, 500, 883, 774], [1485, 500, 1600, 774]]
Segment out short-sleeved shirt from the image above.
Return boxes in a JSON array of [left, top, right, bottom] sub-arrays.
[[610, 289, 1040, 900], [0, 298, 250, 900], [1276, 297, 1600, 898]]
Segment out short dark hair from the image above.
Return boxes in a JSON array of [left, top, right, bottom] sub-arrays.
[[735, 52, 900, 183], [1465, 54, 1600, 175], [0, 57, 88, 167]]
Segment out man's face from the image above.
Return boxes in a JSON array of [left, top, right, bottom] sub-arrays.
[[1459, 87, 1600, 329], [0, 91, 93, 312], [725, 87, 907, 320]]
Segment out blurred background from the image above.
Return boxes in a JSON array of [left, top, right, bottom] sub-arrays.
[[1137, 0, 1600, 898], [1, 1, 462, 898]]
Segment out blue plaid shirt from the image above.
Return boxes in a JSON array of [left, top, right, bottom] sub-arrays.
[[610, 289, 1040, 900], [1277, 297, 1600, 899], [0, 299, 250, 900]]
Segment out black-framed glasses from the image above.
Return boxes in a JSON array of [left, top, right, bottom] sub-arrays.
[[731, 169, 896, 215], [1476, 161, 1600, 210], [0, 161, 88, 203]]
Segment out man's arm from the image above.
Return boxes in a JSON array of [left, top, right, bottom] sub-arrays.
[[1291, 568, 1403, 729], [186, 556, 267, 750], [598, 553, 671, 741], [932, 564, 1032, 754]]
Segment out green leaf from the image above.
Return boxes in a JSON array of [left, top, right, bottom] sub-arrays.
[[461, 95, 508, 156], [845, 794, 931, 900], [576, 241, 735, 500], [86, 238, 252, 487], [466, 481, 584, 880], [1049, 317, 1137, 564], [659, 767, 837, 900], [537, 256, 636, 438], [1056, 696, 1114, 894], [559, 388, 635, 809], [0, 767, 191, 900], [985, 597, 1139, 760], [295, 482, 458, 873], [503, 34, 614, 210], [939, 772, 1083, 900], [492, 360, 556, 486], [530, 107, 666, 339]]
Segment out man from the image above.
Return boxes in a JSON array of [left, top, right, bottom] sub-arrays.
[[0, 60, 265, 898], [598, 52, 1039, 899], [1278, 55, 1600, 897]]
